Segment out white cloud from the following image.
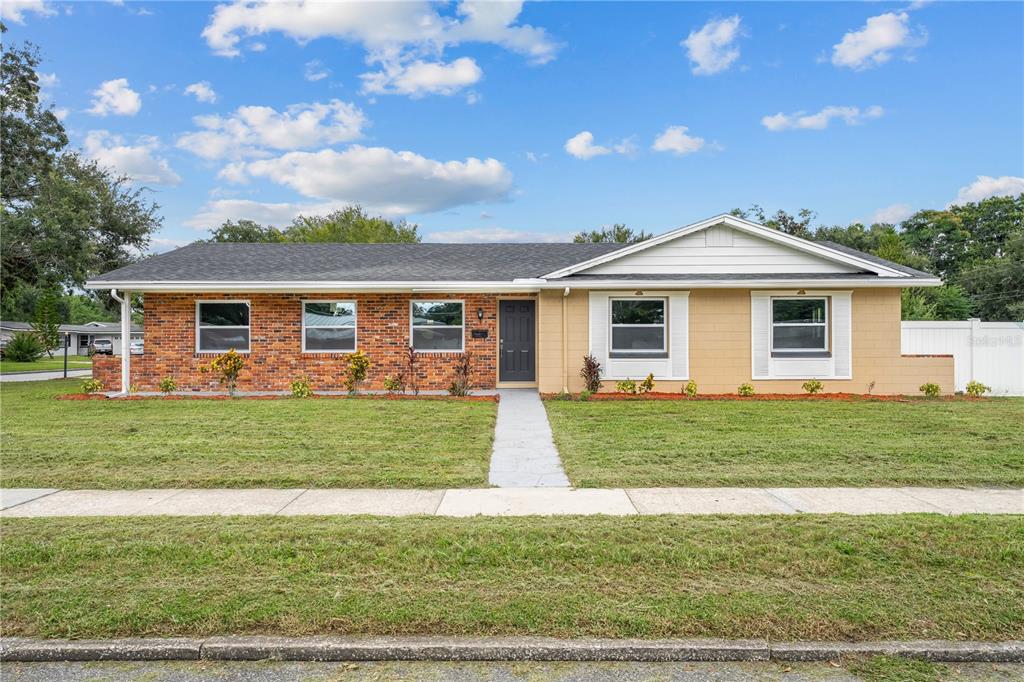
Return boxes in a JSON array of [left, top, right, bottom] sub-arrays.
[[151, 237, 192, 253], [0, 0, 56, 23], [953, 176, 1024, 205], [682, 16, 742, 75], [360, 57, 482, 97], [184, 81, 217, 103], [870, 203, 914, 224], [176, 99, 368, 160], [651, 126, 705, 155], [87, 78, 142, 116], [83, 130, 181, 186], [426, 227, 571, 243], [185, 199, 349, 230], [224, 145, 513, 215], [761, 105, 884, 131], [832, 12, 927, 70], [564, 131, 634, 160], [304, 60, 330, 82], [38, 72, 59, 89]]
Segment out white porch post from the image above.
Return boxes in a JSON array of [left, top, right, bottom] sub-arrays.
[[113, 289, 131, 394]]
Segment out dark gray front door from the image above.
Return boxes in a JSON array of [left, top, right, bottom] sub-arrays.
[[499, 299, 536, 382]]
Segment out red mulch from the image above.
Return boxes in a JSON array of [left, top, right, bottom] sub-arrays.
[[56, 393, 498, 402], [542, 392, 974, 402]]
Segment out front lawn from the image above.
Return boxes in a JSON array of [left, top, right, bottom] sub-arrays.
[[2, 515, 1020, 640], [0, 354, 92, 374], [545, 398, 1024, 488], [0, 379, 495, 488]]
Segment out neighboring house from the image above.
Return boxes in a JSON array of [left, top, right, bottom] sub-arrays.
[[84, 214, 953, 394], [0, 320, 143, 355]]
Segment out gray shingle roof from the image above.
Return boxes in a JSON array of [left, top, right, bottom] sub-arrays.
[[89, 242, 628, 283], [0, 321, 143, 333]]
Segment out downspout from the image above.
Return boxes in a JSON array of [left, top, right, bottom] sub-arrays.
[[110, 289, 131, 394], [562, 287, 570, 393]]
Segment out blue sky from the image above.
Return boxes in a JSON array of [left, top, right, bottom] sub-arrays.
[[4, 0, 1022, 250]]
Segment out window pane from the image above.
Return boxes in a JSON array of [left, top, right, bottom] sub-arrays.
[[199, 327, 250, 352], [773, 325, 826, 350], [612, 326, 665, 351], [773, 299, 825, 324], [612, 299, 664, 324], [412, 326, 462, 350], [200, 302, 249, 326], [304, 302, 355, 327], [305, 327, 355, 351], [412, 302, 463, 326]]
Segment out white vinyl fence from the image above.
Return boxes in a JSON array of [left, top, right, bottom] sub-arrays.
[[901, 319, 1024, 395]]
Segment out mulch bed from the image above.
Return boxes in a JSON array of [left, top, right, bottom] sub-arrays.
[[56, 393, 498, 402], [543, 392, 975, 402]]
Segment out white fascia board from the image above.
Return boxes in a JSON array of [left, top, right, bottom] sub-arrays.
[[540, 213, 909, 279], [538, 277, 940, 289], [84, 280, 544, 293]]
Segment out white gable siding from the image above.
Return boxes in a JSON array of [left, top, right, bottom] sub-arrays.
[[580, 227, 862, 275]]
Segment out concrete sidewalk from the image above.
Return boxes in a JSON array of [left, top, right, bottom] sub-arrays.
[[1, 486, 1020, 517], [488, 389, 570, 487], [0, 369, 91, 383]]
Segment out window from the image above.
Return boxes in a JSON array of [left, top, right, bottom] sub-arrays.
[[772, 297, 827, 352], [610, 298, 666, 354], [196, 301, 250, 352], [303, 301, 356, 352], [411, 301, 463, 351]]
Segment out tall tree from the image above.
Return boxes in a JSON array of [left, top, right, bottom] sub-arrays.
[[285, 205, 420, 243], [206, 219, 284, 243], [573, 224, 652, 243], [730, 205, 816, 239]]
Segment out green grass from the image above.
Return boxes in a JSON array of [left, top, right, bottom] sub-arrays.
[[0, 379, 495, 488], [1, 515, 1021, 640], [545, 399, 1024, 487], [0, 354, 92, 373], [847, 656, 949, 682]]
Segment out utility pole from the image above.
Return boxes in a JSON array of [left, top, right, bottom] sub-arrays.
[[63, 332, 70, 379]]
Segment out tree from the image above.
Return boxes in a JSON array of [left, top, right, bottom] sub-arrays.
[[285, 206, 420, 243], [730, 205, 816, 239], [573, 224, 652, 244], [31, 289, 61, 357], [206, 219, 284, 243], [956, 232, 1024, 321]]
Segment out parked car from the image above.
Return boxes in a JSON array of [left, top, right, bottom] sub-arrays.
[[89, 339, 113, 355], [130, 340, 144, 355]]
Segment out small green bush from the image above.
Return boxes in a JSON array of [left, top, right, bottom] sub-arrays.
[[919, 382, 940, 397], [578, 389, 593, 401], [344, 350, 371, 394], [290, 377, 313, 398], [4, 331, 44, 362], [447, 353, 473, 396], [965, 380, 991, 397], [158, 376, 177, 394], [802, 378, 824, 394], [616, 378, 637, 394], [551, 391, 573, 401], [382, 373, 405, 395], [683, 379, 697, 397], [81, 378, 103, 394], [639, 373, 655, 394], [737, 382, 755, 397]]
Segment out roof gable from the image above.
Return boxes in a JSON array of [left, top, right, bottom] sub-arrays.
[[542, 214, 910, 279]]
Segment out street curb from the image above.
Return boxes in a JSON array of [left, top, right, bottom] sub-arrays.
[[2, 637, 1022, 663]]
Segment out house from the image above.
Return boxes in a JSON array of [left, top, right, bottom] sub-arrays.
[[84, 214, 953, 395], [0, 320, 143, 355]]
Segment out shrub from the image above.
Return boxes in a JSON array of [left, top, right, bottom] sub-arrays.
[[158, 376, 177, 394], [32, 290, 61, 358], [405, 346, 419, 396], [81, 378, 103, 394], [639, 373, 655, 394], [344, 350, 371, 394], [683, 379, 697, 397], [129, 383, 139, 394], [290, 377, 313, 398], [383, 373, 405, 395], [616, 378, 637, 394], [737, 382, 755, 397], [802, 378, 824, 395], [448, 353, 474, 397], [579, 353, 602, 393], [4, 331, 44, 362], [578, 389, 593, 402], [965, 380, 991, 397], [551, 391, 573, 401], [919, 382, 940, 397], [200, 349, 245, 396]]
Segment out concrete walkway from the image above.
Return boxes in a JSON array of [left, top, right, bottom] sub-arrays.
[[2, 487, 1020, 517], [0, 369, 90, 383], [488, 389, 570, 487]]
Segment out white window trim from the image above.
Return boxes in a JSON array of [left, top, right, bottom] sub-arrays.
[[608, 296, 668, 355], [301, 300, 357, 354], [770, 296, 828, 353], [410, 299, 465, 353], [195, 299, 251, 354]]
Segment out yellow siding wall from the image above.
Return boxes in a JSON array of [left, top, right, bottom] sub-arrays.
[[535, 287, 954, 395]]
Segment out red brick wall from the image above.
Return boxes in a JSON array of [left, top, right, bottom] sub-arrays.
[[93, 292, 527, 392]]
